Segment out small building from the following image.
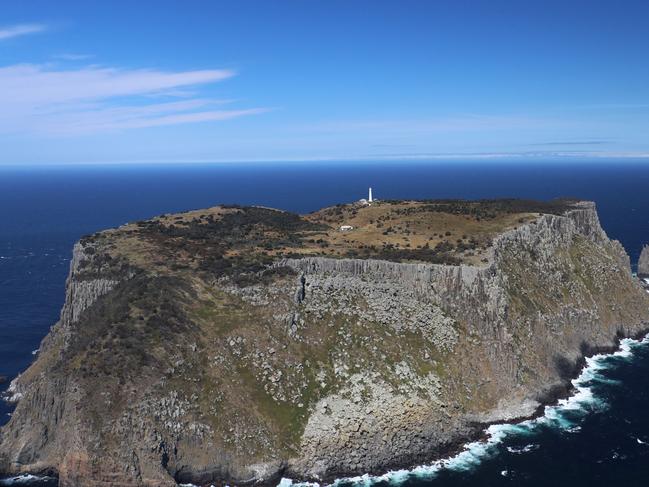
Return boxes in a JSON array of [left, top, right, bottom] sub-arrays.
[[340, 225, 354, 232]]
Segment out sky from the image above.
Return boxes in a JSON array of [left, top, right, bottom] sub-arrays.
[[1, 0, 649, 164]]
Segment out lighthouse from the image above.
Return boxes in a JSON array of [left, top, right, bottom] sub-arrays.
[[368, 187, 373, 203]]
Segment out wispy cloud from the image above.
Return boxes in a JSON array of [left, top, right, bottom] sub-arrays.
[[361, 150, 649, 161], [52, 53, 94, 61], [0, 23, 46, 41], [530, 140, 612, 146], [45, 100, 268, 135], [298, 114, 570, 135], [0, 63, 266, 135], [575, 103, 649, 110]]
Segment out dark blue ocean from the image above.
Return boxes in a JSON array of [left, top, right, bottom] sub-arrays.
[[3, 161, 649, 486]]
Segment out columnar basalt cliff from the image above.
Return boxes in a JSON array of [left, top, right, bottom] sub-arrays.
[[1, 200, 648, 486]]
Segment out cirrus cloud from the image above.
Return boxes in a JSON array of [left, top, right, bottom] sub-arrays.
[[0, 23, 47, 41], [0, 63, 267, 136]]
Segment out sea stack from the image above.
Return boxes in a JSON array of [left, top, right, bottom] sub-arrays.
[[639, 245, 649, 277]]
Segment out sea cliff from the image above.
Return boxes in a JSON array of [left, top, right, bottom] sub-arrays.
[[1, 200, 648, 486]]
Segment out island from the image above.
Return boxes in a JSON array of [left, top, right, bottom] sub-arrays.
[[2, 199, 648, 487]]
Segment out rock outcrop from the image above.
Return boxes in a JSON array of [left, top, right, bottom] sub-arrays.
[[638, 244, 649, 277], [1, 200, 648, 486]]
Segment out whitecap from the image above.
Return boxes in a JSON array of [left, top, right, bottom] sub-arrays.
[[0, 474, 56, 485], [279, 478, 320, 487], [615, 338, 636, 358], [507, 444, 539, 454]]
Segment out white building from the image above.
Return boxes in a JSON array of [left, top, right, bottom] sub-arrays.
[[340, 225, 354, 231], [359, 187, 375, 206]]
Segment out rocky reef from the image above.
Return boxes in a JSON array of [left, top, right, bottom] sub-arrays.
[[1, 199, 648, 487]]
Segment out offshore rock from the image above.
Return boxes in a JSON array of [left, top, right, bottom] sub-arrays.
[[638, 244, 649, 277]]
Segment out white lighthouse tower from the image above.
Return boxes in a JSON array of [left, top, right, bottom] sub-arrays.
[[368, 187, 373, 203]]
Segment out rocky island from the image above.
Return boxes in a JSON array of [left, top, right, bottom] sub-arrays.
[[2, 198, 649, 487]]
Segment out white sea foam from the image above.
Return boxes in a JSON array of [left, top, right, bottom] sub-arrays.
[[278, 333, 649, 487], [506, 444, 539, 454], [3, 376, 24, 403], [0, 474, 56, 485]]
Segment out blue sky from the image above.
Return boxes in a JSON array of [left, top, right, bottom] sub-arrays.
[[1, 0, 649, 164]]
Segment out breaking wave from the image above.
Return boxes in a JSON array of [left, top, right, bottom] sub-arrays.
[[279, 334, 649, 487], [0, 475, 57, 486]]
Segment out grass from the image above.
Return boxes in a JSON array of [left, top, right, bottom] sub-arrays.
[[86, 199, 576, 284]]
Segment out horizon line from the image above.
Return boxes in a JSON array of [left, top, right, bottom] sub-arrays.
[[3, 151, 649, 167]]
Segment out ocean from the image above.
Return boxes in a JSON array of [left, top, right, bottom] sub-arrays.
[[2, 160, 649, 486]]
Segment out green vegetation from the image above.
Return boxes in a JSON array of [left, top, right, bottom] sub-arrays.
[[88, 198, 578, 286], [64, 275, 194, 381], [382, 198, 578, 220]]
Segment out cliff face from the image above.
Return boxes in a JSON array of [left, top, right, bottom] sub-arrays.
[[1, 201, 648, 486], [281, 202, 649, 478]]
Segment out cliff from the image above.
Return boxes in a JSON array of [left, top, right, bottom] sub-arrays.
[[1, 199, 648, 486]]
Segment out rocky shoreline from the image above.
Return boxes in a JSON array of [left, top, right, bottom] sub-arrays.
[[0, 336, 624, 487], [283, 325, 649, 487]]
